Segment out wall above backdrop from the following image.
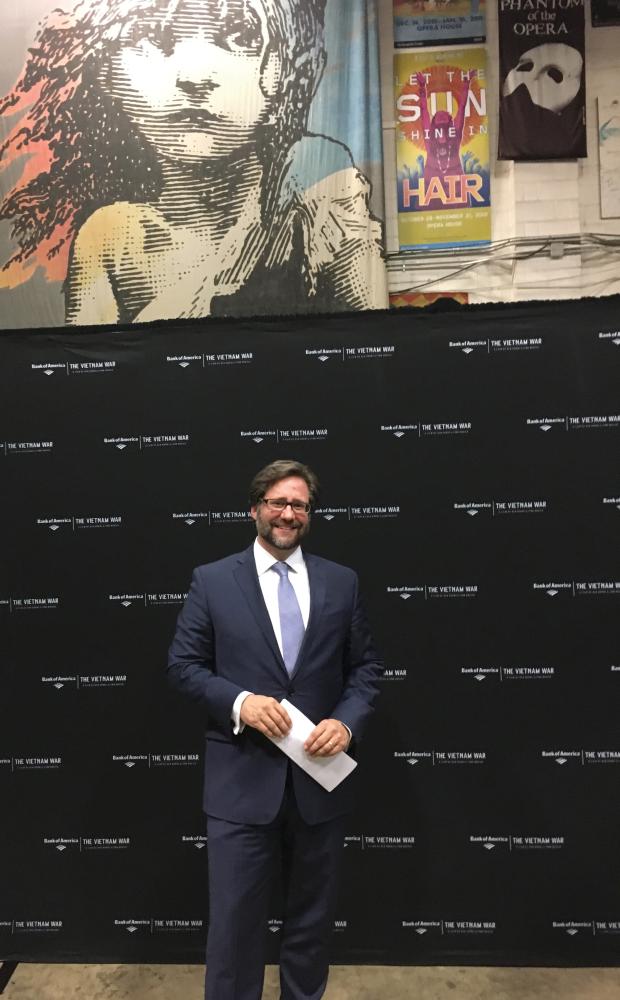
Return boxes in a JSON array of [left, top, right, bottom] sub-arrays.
[[0, 0, 388, 329], [598, 94, 620, 218]]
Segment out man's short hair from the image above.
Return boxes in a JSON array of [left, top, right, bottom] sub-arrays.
[[249, 460, 320, 507]]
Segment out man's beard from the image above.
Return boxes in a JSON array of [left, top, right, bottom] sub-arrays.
[[256, 514, 309, 550]]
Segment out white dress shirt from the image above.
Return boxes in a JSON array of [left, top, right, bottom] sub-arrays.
[[230, 540, 310, 733], [230, 540, 351, 747]]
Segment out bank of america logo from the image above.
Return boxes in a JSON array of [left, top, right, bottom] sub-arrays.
[[114, 919, 150, 933], [104, 436, 138, 450], [552, 921, 595, 936], [240, 429, 277, 445], [541, 750, 582, 765], [112, 754, 146, 769], [401, 920, 442, 934], [31, 362, 65, 374], [597, 330, 620, 345], [386, 586, 424, 600], [380, 424, 418, 437], [448, 339, 486, 354], [172, 512, 209, 526], [532, 581, 572, 597], [304, 348, 340, 361], [526, 417, 563, 431]]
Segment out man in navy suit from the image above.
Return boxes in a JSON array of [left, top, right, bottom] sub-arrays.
[[167, 459, 383, 1000]]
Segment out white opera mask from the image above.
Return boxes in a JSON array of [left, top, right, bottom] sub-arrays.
[[503, 43, 583, 115]]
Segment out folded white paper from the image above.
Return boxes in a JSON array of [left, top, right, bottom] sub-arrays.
[[267, 699, 357, 793]]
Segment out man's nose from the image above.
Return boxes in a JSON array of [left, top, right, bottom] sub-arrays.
[[280, 504, 296, 520]]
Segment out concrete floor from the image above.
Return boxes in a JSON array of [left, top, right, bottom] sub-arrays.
[[3, 964, 620, 1000]]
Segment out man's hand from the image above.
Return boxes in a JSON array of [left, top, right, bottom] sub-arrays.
[[304, 719, 350, 757], [240, 695, 292, 739]]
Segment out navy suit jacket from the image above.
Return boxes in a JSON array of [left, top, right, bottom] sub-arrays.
[[167, 544, 384, 825]]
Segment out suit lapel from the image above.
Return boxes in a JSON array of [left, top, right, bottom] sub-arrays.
[[233, 547, 288, 677], [290, 552, 326, 681]]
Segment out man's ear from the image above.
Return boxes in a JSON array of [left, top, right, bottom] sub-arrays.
[[250, 506, 258, 522]]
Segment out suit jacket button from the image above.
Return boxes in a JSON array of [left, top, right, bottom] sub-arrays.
[[288, 688, 295, 696]]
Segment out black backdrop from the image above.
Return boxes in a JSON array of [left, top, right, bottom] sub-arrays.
[[1, 296, 619, 966]]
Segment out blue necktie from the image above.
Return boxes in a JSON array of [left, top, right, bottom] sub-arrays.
[[272, 561, 305, 675]]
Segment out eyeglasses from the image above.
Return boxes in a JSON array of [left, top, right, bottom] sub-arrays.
[[261, 497, 311, 514]]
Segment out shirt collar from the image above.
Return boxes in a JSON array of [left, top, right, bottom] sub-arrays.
[[253, 537, 305, 576]]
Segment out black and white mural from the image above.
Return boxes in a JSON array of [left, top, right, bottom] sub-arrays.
[[0, 0, 387, 327]]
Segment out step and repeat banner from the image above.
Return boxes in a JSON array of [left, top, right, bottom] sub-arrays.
[[1, 296, 619, 965]]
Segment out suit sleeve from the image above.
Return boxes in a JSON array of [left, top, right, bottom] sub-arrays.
[[330, 574, 384, 740], [167, 567, 245, 728]]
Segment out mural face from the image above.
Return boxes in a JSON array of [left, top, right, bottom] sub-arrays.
[[0, 0, 387, 327], [102, 1, 276, 163]]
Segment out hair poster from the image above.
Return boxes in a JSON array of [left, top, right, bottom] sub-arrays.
[[394, 47, 491, 249]]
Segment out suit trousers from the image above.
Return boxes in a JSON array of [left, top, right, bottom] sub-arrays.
[[205, 766, 346, 1000]]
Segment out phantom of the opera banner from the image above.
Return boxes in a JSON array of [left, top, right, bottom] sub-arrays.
[[395, 48, 491, 250], [0, 0, 387, 330], [394, 0, 486, 48], [498, 0, 586, 160]]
